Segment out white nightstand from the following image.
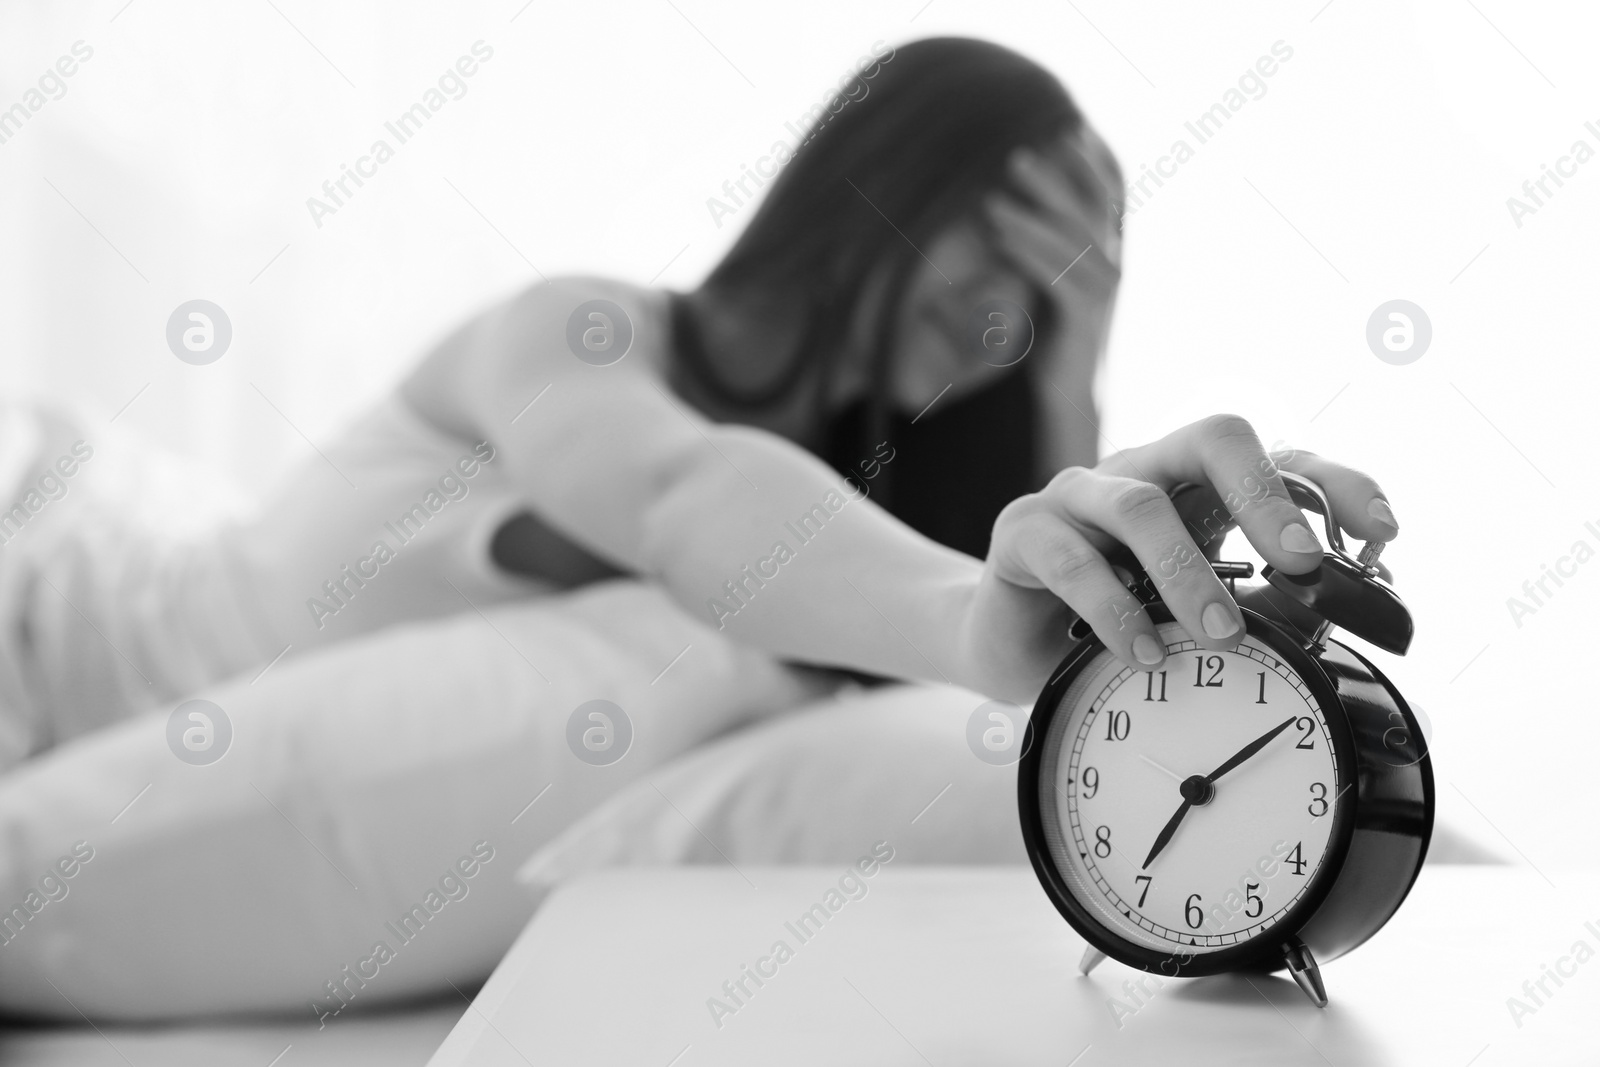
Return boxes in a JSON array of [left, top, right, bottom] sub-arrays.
[[429, 865, 1598, 1066]]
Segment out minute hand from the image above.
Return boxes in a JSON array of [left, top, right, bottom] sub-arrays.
[[1206, 716, 1299, 782]]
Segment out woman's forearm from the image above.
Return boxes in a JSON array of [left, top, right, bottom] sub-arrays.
[[402, 291, 990, 692], [637, 423, 985, 689]]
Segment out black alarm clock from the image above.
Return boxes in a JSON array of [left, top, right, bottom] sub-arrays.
[[1017, 471, 1433, 1007]]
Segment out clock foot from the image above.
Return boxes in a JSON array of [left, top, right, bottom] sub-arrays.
[[1284, 941, 1327, 1008], [1079, 947, 1107, 975]]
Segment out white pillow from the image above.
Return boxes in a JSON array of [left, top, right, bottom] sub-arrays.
[[0, 579, 824, 1022], [517, 683, 1029, 891], [516, 685, 1503, 893]]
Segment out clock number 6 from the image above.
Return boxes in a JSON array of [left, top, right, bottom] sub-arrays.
[[1308, 782, 1329, 817], [1185, 893, 1203, 930]]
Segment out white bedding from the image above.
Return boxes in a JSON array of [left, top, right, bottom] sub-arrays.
[[0, 578, 822, 1020]]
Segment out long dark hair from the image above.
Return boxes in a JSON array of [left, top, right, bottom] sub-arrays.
[[674, 37, 1086, 554]]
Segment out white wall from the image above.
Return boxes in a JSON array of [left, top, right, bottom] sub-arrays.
[[1, 0, 1595, 866]]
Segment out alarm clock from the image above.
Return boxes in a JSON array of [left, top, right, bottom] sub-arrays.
[[1017, 471, 1433, 1007]]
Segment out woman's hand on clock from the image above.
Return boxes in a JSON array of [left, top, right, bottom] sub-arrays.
[[964, 414, 1401, 696]]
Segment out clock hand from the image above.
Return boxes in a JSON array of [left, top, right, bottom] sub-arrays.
[[1140, 753, 1184, 783], [1204, 715, 1299, 782], [1141, 798, 1192, 870], [1140, 717, 1298, 870]]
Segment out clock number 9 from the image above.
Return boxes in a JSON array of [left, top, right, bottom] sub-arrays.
[[1308, 782, 1329, 817], [1094, 825, 1112, 858], [1081, 766, 1099, 798], [1185, 893, 1203, 929]]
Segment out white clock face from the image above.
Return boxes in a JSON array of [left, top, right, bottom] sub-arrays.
[[1039, 621, 1344, 956]]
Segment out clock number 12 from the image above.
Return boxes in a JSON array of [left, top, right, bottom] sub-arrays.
[[1193, 655, 1224, 688]]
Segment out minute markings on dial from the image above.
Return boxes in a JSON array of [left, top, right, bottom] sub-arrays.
[[1060, 637, 1340, 950]]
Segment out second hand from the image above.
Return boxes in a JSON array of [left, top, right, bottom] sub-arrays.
[[1140, 754, 1184, 783]]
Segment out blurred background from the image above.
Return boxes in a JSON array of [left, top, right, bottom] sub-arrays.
[[0, 0, 1594, 865]]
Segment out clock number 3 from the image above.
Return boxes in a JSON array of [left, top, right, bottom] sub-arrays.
[[1308, 782, 1329, 817]]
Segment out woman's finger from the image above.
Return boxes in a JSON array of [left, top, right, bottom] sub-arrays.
[[1104, 414, 1326, 576], [993, 499, 1168, 670], [1012, 140, 1120, 250], [1274, 449, 1400, 545], [988, 187, 1105, 274], [1064, 126, 1127, 225], [1045, 467, 1245, 650], [985, 195, 1119, 294], [1168, 482, 1236, 559]]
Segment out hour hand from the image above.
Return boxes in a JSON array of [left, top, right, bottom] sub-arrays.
[[1141, 799, 1192, 870]]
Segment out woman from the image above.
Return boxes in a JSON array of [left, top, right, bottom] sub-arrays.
[[0, 37, 1399, 1020], [403, 35, 1396, 699]]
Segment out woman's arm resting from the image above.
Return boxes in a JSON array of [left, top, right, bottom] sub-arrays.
[[637, 417, 986, 692], [401, 295, 991, 690], [402, 292, 1398, 706]]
